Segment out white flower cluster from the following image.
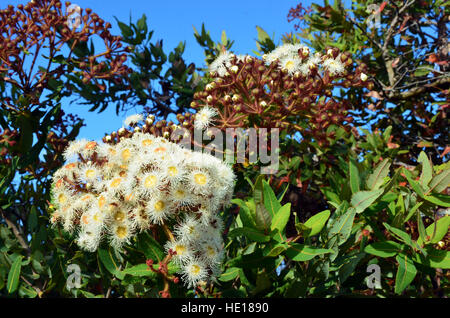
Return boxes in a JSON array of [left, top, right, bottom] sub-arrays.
[[51, 131, 235, 287], [208, 44, 351, 78], [264, 44, 346, 76]]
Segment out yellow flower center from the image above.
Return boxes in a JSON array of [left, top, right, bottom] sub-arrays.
[[92, 213, 101, 222], [85, 169, 96, 179], [175, 244, 186, 255], [121, 149, 131, 161], [114, 211, 125, 222], [194, 173, 207, 185], [154, 147, 166, 154], [142, 139, 153, 146], [85, 141, 97, 150], [285, 60, 294, 69], [110, 178, 122, 188], [168, 166, 178, 176], [81, 194, 92, 201], [98, 196, 106, 208], [174, 189, 185, 199], [81, 214, 89, 225], [190, 264, 201, 276], [144, 175, 158, 188], [58, 193, 67, 204], [55, 179, 63, 188], [65, 163, 76, 169], [154, 200, 165, 212], [206, 246, 216, 257], [116, 226, 127, 239]]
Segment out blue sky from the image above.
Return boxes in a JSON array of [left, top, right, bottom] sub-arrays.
[[6, 0, 307, 140]]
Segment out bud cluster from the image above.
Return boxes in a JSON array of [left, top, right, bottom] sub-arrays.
[[191, 44, 372, 146], [0, 0, 131, 105]]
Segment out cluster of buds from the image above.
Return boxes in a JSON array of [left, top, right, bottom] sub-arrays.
[[0, 0, 131, 106], [50, 115, 236, 288], [190, 44, 372, 147]]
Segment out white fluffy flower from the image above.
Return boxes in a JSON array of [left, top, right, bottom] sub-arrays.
[[209, 51, 234, 76], [323, 54, 345, 76], [194, 106, 218, 130], [124, 114, 143, 127], [181, 259, 208, 288]]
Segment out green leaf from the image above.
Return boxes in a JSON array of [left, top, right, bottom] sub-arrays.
[[413, 248, 450, 269], [7, 255, 23, 294], [285, 243, 333, 261], [137, 233, 165, 263], [270, 203, 291, 233], [303, 210, 331, 237], [254, 176, 272, 232], [263, 243, 288, 257], [228, 227, 271, 243], [395, 253, 417, 294], [383, 223, 414, 248], [424, 194, 450, 207], [219, 267, 240, 282], [328, 207, 357, 246], [366, 159, 391, 190], [98, 248, 124, 280], [232, 198, 256, 229], [404, 202, 423, 222], [136, 14, 148, 33], [418, 152, 433, 187], [364, 241, 403, 258], [403, 169, 425, 198], [351, 189, 384, 213], [349, 158, 360, 193], [121, 263, 178, 277], [417, 216, 450, 246], [427, 168, 450, 194], [263, 180, 281, 218]]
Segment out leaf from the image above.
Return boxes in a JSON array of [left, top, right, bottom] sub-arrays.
[[395, 253, 417, 294], [417, 216, 450, 246], [219, 267, 240, 282], [364, 241, 402, 258], [137, 233, 165, 263], [285, 243, 333, 261], [270, 203, 291, 233], [7, 255, 23, 294], [254, 176, 272, 232], [303, 210, 331, 237], [366, 159, 391, 190], [339, 252, 366, 284], [424, 194, 450, 207], [263, 180, 281, 218], [329, 207, 357, 246], [263, 243, 287, 257], [351, 189, 384, 213], [383, 223, 414, 248], [232, 198, 256, 229], [427, 168, 450, 194], [404, 202, 423, 222], [228, 227, 271, 243], [403, 168, 425, 198], [98, 248, 124, 280], [121, 263, 177, 278], [414, 248, 450, 269], [349, 158, 360, 193], [418, 152, 433, 187]]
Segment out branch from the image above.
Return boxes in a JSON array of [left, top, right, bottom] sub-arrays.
[[386, 76, 450, 100], [0, 209, 31, 256]]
